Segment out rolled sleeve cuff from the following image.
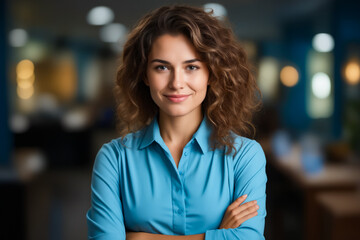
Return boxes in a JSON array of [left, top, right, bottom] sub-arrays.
[[205, 228, 265, 240], [205, 229, 228, 240]]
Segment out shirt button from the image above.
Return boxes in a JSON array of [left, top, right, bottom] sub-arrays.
[[177, 208, 183, 215], [179, 171, 184, 176], [184, 152, 188, 156]]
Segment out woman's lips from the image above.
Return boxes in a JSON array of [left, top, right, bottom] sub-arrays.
[[164, 94, 190, 103]]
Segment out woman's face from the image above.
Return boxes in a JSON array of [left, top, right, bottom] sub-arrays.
[[146, 34, 209, 119]]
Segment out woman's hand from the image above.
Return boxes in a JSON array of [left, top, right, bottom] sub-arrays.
[[219, 194, 259, 229], [126, 232, 148, 240]]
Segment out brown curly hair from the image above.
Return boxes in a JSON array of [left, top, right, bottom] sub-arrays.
[[115, 5, 261, 154]]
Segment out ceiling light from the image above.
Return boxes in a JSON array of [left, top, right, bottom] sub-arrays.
[[312, 33, 334, 52], [312, 72, 331, 99], [87, 6, 114, 26], [203, 3, 227, 18], [9, 28, 28, 47]]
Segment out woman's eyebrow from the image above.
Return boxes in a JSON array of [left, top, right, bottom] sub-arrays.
[[183, 59, 201, 63], [150, 59, 170, 64], [150, 58, 201, 64]]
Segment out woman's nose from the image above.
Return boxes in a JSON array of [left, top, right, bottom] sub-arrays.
[[168, 69, 185, 89]]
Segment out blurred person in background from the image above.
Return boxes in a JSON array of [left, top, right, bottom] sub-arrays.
[[87, 5, 267, 240]]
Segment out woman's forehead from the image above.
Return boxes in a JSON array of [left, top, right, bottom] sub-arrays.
[[148, 34, 201, 61]]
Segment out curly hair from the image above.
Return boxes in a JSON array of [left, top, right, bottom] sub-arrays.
[[115, 5, 261, 154]]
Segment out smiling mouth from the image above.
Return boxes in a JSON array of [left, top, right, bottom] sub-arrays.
[[164, 94, 190, 103]]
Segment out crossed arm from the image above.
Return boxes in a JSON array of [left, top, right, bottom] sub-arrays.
[[126, 195, 259, 240]]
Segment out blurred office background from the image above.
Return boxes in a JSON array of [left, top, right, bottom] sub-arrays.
[[1, 0, 360, 239]]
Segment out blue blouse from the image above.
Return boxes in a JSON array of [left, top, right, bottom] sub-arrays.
[[87, 117, 267, 239]]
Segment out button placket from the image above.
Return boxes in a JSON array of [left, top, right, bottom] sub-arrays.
[[171, 142, 194, 234], [171, 171, 185, 233], [178, 145, 190, 178]]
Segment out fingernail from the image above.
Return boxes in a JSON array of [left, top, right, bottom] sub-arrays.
[[242, 194, 248, 198], [253, 200, 257, 204]]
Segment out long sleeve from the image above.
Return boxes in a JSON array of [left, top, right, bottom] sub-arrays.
[[86, 142, 126, 240], [205, 140, 267, 240]]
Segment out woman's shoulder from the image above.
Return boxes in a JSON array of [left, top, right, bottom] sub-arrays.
[[229, 133, 265, 163], [94, 128, 147, 170], [101, 127, 147, 154], [230, 133, 261, 151]]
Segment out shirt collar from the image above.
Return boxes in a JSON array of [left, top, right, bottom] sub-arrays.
[[139, 116, 213, 154], [192, 117, 212, 154], [139, 117, 162, 150]]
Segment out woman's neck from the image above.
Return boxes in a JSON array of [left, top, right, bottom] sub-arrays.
[[158, 110, 203, 148]]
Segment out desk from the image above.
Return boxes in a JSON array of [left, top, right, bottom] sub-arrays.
[[268, 145, 360, 240], [316, 192, 360, 240]]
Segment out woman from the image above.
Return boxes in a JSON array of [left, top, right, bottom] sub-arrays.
[[87, 5, 267, 240]]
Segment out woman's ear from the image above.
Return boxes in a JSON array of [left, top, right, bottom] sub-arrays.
[[144, 77, 149, 86]]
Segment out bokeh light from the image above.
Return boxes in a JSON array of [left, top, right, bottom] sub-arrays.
[[280, 66, 299, 87], [344, 60, 360, 85], [203, 3, 227, 18], [99, 23, 128, 43], [62, 109, 88, 130], [8, 28, 28, 47], [10, 114, 30, 133], [16, 59, 35, 100], [17, 75, 35, 88], [257, 57, 279, 100], [16, 59, 34, 79], [312, 72, 331, 99], [21, 41, 48, 62], [87, 6, 114, 26], [312, 33, 334, 52], [17, 85, 34, 100]]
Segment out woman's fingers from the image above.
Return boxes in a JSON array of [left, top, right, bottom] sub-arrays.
[[228, 200, 258, 224], [234, 201, 259, 219], [232, 200, 258, 217], [219, 196, 259, 229], [234, 210, 259, 226], [227, 194, 247, 211]]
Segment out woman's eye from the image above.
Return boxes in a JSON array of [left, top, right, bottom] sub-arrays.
[[155, 65, 168, 71], [187, 65, 199, 71]]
